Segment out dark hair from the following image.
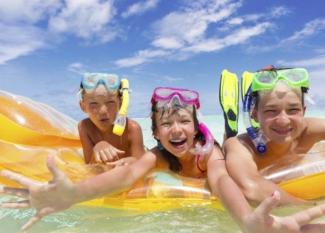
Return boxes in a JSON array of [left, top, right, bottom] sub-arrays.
[[151, 103, 203, 172]]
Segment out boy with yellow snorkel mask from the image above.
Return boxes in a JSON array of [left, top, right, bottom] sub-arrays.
[[79, 73, 145, 164], [224, 66, 325, 205]]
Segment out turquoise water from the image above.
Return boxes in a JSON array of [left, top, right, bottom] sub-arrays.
[[1, 112, 325, 233]]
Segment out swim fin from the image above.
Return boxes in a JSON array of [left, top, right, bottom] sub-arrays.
[[219, 69, 239, 138], [241, 71, 259, 128]]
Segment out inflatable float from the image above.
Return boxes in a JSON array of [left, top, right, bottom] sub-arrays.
[[0, 90, 325, 212]]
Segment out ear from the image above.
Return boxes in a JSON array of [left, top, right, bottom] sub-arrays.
[[79, 100, 86, 113], [251, 107, 259, 122], [153, 130, 160, 140]]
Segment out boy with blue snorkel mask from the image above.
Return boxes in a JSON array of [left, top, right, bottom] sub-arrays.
[[224, 66, 325, 205], [79, 73, 145, 164]]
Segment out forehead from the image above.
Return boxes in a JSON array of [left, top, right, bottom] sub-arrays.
[[156, 106, 193, 120], [258, 85, 302, 107]]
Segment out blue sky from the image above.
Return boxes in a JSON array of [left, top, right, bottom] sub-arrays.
[[1, 0, 325, 120]]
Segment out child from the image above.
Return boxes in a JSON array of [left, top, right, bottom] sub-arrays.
[[2, 86, 325, 233], [224, 66, 325, 205], [78, 73, 145, 164]]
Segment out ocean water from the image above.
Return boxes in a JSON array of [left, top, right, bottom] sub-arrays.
[[1, 111, 325, 233]]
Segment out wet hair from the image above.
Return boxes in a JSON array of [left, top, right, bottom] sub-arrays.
[[151, 103, 204, 172]]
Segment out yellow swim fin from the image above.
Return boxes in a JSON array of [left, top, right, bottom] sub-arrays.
[[241, 71, 259, 128], [219, 69, 239, 138]]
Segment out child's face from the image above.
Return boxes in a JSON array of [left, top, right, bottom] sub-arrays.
[[154, 107, 197, 158], [81, 85, 120, 132], [255, 82, 305, 144]]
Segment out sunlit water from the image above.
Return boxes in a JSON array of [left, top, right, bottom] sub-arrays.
[[1, 111, 325, 233]]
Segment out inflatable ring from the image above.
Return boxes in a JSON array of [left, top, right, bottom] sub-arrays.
[[0, 90, 325, 212]]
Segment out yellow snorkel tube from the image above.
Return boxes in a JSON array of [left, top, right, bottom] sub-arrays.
[[113, 79, 129, 136]]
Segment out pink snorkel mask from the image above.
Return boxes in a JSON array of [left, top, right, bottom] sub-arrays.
[[151, 87, 214, 155]]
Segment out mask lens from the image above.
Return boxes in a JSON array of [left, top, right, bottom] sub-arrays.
[[256, 71, 276, 84], [283, 69, 305, 83]]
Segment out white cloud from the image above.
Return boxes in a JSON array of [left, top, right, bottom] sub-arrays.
[[153, 1, 241, 46], [184, 22, 272, 53], [0, 0, 62, 23], [0, 23, 46, 64], [270, 6, 290, 18], [152, 37, 184, 49], [122, 0, 159, 18], [0, 0, 119, 64], [279, 56, 325, 68], [282, 18, 325, 44], [115, 49, 169, 67], [68, 62, 86, 74], [48, 0, 116, 42]]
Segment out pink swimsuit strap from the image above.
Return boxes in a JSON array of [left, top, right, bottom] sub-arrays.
[[195, 154, 207, 173]]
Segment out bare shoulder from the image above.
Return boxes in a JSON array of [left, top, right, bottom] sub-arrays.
[[304, 117, 325, 141], [127, 118, 143, 134], [223, 134, 254, 160]]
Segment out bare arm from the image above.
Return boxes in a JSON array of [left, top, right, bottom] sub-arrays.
[[78, 120, 95, 164], [224, 137, 306, 206], [206, 145, 252, 226], [305, 117, 325, 142], [127, 119, 146, 159], [74, 150, 156, 201]]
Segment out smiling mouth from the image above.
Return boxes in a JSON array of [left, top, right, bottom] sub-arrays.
[[169, 139, 187, 147], [99, 118, 110, 123], [272, 128, 292, 135]]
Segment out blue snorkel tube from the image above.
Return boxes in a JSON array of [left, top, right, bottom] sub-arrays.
[[243, 85, 267, 154]]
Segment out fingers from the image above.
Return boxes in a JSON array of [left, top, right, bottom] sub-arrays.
[[293, 203, 325, 226], [301, 223, 325, 232], [1, 170, 37, 188], [21, 207, 56, 232], [47, 156, 65, 181], [1, 200, 30, 208], [1, 186, 29, 198], [254, 191, 281, 217]]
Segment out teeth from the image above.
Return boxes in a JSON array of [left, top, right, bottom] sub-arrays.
[[170, 139, 185, 143]]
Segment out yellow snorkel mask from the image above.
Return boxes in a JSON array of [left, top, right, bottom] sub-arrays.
[[81, 73, 130, 136]]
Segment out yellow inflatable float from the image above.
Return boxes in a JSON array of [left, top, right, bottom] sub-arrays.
[[0, 90, 325, 212]]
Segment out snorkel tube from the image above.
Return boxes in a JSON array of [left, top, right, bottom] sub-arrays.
[[243, 85, 267, 154], [191, 122, 214, 155], [113, 79, 129, 136]]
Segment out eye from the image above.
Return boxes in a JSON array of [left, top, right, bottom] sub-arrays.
[[89, 102, 99, 107], [160, 121, 171, 127], [288, 108, 301, 114], [181, 119, 191, 124]]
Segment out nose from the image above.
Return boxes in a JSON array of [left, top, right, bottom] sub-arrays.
[[274, 111, 290, 126], [99, 104, 109, 115], [170, 122, 182, 136]]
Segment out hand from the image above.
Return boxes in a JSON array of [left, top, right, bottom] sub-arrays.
[[242, 191, 325, 233], [106, 157, 137, 167], [0, 157, 77, 232], [93, 141, 125, 163]]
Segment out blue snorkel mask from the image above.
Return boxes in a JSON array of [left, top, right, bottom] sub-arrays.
[[81, 73, 120, 93]]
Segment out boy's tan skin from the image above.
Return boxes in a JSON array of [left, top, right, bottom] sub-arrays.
[[225, 82, 325, 205], [79, 85, 145, 164], [2, 101, 325, 233]]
